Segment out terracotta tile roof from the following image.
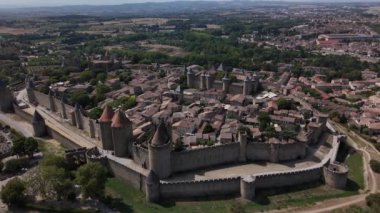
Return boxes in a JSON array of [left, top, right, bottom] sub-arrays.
[[99, 105, 114, 123], [111, 110, 131, 128]]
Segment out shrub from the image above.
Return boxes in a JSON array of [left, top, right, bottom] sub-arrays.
[[366, 193, 380, 212], [4, 158, 29, 174], [370, 160, 380, 173], [1, 177, 26, 207]]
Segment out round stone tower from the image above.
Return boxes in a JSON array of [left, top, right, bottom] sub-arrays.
[[99, 105, 115, 151], [222, 73, 230, 93], [323, 162, 348, 189], [48, 90, 56, 112], [145, 170, 160, 202], [0, 80, 14, 112], [186, 68, 195, 88], [74, 103, 83, 129], [111, 110, 133, 157], [32, 110, 47, 137], [61, 95, 67, 119], [238, 131, 247, 162], [240, 175, 256, 200], [148, 120, 171, 179]]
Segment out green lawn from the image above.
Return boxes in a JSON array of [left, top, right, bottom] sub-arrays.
[[346, 153, 365, 190], [24, 204, 95, 213], [37, 138, 66, 156]]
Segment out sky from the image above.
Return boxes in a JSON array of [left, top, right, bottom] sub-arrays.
[[0, 0, 205, 7], [0, 0, 379, 7]]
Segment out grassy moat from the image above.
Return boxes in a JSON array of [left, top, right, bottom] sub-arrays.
[[104, 152, 364, 213]]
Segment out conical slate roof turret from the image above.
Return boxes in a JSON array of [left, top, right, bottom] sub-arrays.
[[223, 73, 229, 81], [151, 120, 170, 146], [99, 105, 114, 123], [111, 110, 131, 128], [217, 63, 224, 72], [32, 110, 44, 124]]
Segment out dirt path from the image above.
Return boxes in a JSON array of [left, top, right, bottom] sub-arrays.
[[291, 122, 379, 213]]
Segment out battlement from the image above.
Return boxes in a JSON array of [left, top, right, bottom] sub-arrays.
[[160, 176, 240, 185]]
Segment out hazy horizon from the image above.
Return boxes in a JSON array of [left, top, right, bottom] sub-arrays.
[[1, 0, 380, 8]]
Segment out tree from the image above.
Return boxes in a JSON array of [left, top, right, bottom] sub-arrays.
[[27, 165, 74, 201], [88, 107, 102, 120], [12, 137, 38, 158], [370, 160, 380, 173], [26, 155, 73, 201], [366, 193, 380, 212], [4, 158, 28, 174], [258, 112, 271, 131], [202, 123, 214, 134], [12, 137, 26, 157], [75, 162, 108, 199], [277, 98, 294, 110], [69, 91, 92, 108], [1, 177, 27, 207], [24, 137, 39, 157]]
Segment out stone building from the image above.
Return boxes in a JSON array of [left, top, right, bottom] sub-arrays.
[[186, 69, 260, 96]]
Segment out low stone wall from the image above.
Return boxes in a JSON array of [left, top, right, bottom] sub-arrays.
[[108, 159, 147, 192], [160, 177, 240, 199], [171, 143, 240, 173], [254, 167, 322, 189]]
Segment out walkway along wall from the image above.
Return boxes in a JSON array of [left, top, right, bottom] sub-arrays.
[[153, 134, 345, 201], [171, 142, 240, 173], [13, 103, 149, 192]]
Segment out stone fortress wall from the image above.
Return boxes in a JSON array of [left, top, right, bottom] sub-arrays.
[[131, 138, 307, 175], [1, 83, 349, 203], [32, 90, 101, 142], [154, 135, 343, 201], [26, 86, 310, 177]]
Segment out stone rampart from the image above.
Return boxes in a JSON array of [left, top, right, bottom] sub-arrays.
[[171, 142, 240, 173], [132, 144, 149, 168], [160, 177, 241, 199]]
